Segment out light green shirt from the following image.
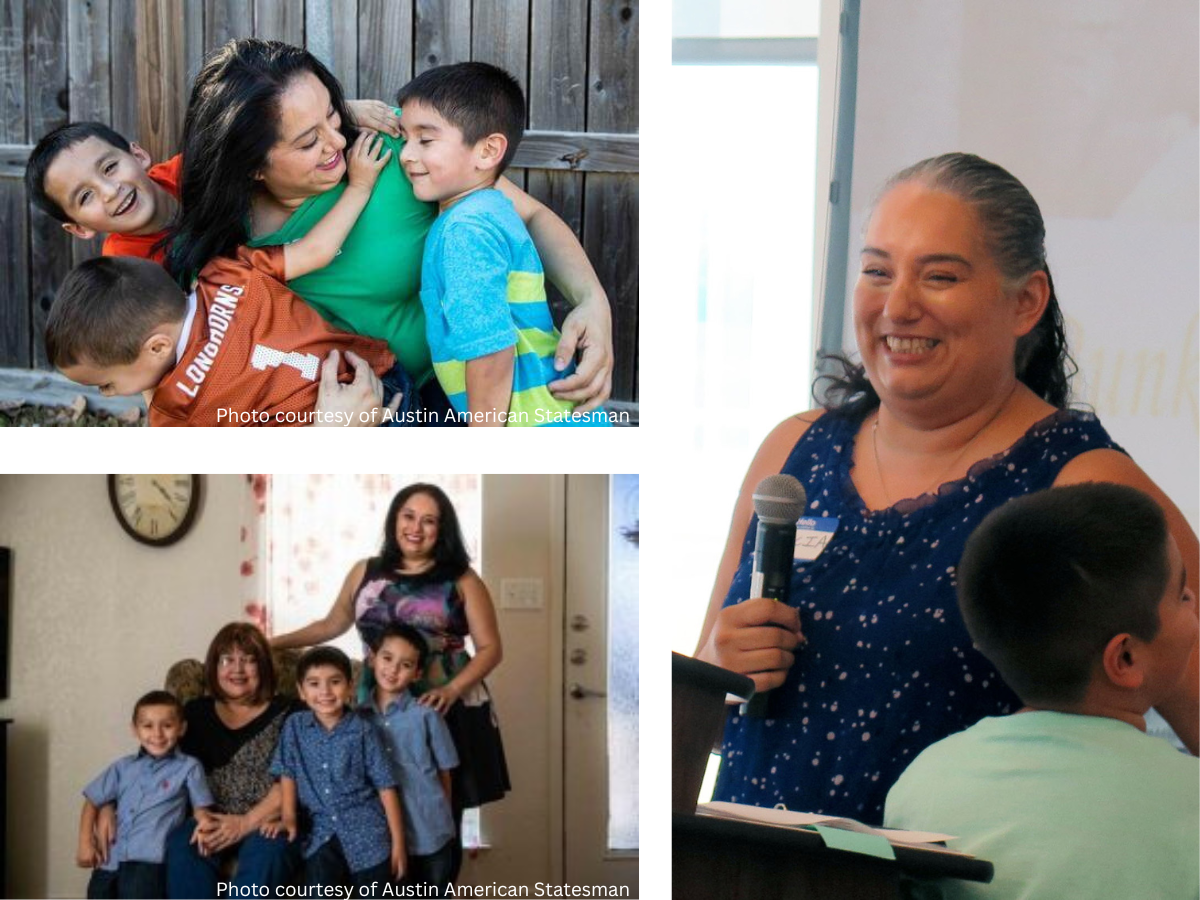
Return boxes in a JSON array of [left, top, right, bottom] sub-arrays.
[[248, 131, 438, 385], [884, 711, 1199, 900]]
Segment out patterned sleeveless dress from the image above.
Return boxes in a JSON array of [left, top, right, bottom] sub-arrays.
[[713, 408, 1123, 824], [353, 559, 510, 807]]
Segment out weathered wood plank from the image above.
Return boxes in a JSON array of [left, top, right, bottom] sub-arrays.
[[358, 0, 411, 103], [515, 130, 637, 173], [136, 0, 189, 164], [254, 0, 303, 46], [587, 0, 637, 134], [529, 0, 586, 132], [26, 0, 71, 370], [67, 0, 109, 264], [306, 0, 357, 97], [109, 0, 137, 140], [203, 0, 252, 55], [472, 0, 527, 92], [582, 172, 638, 401], [414, 0, 470, 74], [0, 0, 29, 367]]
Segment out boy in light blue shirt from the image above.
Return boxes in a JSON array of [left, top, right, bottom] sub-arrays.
[[396, 62, 611, 427], [77, 691, 213, 899], [362, 623, 459, 898], [885, 484, 1199, 899]]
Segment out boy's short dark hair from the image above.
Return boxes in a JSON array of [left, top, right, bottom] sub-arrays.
[[371, 622, 429, 671], [25, 122, 133, 223], [132, 689, 184, 723], [958, 483, 1170, 706], [296, 645, 354, 683], [396, 62, 525, 175], [45, 256, 186, 369]]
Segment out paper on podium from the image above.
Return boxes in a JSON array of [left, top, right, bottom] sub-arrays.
[[697, 800, 957, 846]]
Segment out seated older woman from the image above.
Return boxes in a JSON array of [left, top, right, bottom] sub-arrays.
[[167, 39, 613, 423], [164, 623, 300, 896], [695, 153, 1198, 824]]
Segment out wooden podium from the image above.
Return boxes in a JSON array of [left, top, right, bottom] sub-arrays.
[[672, 653, 993, 899]]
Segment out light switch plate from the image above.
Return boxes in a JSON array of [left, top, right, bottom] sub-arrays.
[[499, 577, 544, 610]]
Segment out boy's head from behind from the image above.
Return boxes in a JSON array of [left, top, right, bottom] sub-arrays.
[[396, 62, 525, 204], [46, 256, 185, 396], [368, 623, 428, 698], [296, 645, 355, 719], [131, 690, 186, 758], [26, 122, 162, 239], [958, 483, 1196, 713]]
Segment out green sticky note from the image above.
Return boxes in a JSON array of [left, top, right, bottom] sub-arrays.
[[813, 825, 896, 861]]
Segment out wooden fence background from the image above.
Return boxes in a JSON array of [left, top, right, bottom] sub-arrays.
[[0, 0, 638, 403]]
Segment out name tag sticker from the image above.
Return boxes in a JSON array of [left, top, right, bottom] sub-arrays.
[[794, 517, 838, 562]]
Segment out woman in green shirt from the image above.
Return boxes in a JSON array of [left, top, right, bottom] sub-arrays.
[[167, 38, 613, 422]]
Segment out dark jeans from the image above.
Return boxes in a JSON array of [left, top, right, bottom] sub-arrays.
[[87, 862, 163, 899], [165, 818, 300, 899], [418, 377, 466, 427], [305, 836, 390, 890], [404, 839, 455, 898], [379, 362, 419, 427]]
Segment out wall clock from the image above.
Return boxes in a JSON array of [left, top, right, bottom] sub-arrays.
[[107, 475, 202, 547]]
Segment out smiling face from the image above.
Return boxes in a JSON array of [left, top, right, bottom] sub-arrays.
[[256, 71, 348, 204], [214, 644, 263, 703], [395, 491, 441, 564], [398, 100, 497, 207], [43, 137, 163, 238], [131, 704, 185, 758], [371, 635, 423, 699], [854, 181, 1045, 412], [298, 663, 353, 724]]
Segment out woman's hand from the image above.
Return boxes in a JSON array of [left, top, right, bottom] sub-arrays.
[[196, 813, 247, 854], [345, 99, 402, 138], [696, 597, 806, 694], [312, 349, 401, 427], [345, 131, 392, 194], [548, 297, 614, 412], [76, 836, 99, 869], [418, 683, 463, 715]]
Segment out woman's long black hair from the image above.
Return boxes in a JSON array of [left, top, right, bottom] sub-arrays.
[[817, 152, 1077, 419], [165, 39, 359, 283], [378, 484, 471, 583]]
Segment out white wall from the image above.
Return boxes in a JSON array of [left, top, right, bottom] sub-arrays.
[[0, 474, 587, 898], [839, 0, 1199, 527]]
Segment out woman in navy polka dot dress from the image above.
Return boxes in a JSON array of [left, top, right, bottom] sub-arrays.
[[694, 153, 1199, 824]]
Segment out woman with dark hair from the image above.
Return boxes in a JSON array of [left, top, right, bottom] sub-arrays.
[[272, 483, 507, 879], [693, 153, 1199, 824], [167, 39, 612, 420], [165, 623, 301, 896]]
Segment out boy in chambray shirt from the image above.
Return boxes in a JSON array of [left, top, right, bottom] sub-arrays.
[[77, 691, 213, 899], [362, 623, 459, 897]]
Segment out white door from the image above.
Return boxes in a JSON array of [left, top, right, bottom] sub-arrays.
[[563, 475, 639, 893]]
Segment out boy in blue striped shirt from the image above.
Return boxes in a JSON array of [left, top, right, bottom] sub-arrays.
[[396, 62, 611, 427]]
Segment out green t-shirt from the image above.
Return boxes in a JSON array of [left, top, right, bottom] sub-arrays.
[[247, 131, 438, 385], [884, 711, 1199, 900]]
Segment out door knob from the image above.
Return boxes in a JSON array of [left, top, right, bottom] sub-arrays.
[[568, 682, 607, 700]]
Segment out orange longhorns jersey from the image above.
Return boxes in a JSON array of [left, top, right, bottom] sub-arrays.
[[149, 245, 396, 427]]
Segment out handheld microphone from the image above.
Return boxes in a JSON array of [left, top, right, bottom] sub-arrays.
[[743, 473, 807, 718]]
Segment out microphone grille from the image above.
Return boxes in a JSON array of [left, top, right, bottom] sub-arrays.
[[752, 474, 808, 524]]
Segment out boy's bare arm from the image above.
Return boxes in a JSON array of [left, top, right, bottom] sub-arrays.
[[77, 799, 100, 868], [438, 770, 452, 806], [283, 132, 391, 281], [279, 777, 299, 841], [465, 348, 515, 426], [380, 786, 406, 879]]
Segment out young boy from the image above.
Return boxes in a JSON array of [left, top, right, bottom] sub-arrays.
[[270, 646, 405, 889], [26, 122, 180, 263], [395, 62, 610, 427], [362, 624, 459, 896], [25, 102, 401, 263], [77, 691, 213, 899], [43, 134, 418, 427], [884, 483, 1199, 899]]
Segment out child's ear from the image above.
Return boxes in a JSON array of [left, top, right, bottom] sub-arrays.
[[475, 133, 509, 173], [144, 331, 176, 362], [129, 142, 153, 172], [61, 222, 97, 241], [1100, 632, 1145, 691], [177, 719, 188, 738]]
